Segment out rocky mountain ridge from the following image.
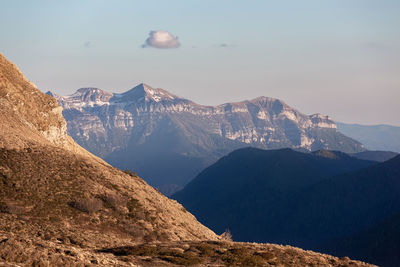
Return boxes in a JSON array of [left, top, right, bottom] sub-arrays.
[[49, 83, 364, 194], [51, 84, 354, 151]]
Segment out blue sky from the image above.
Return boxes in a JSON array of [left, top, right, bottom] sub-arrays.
[[1, 0, 399, 125]]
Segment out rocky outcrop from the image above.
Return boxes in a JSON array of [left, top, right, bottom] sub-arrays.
[[0, 53, 88, 156]]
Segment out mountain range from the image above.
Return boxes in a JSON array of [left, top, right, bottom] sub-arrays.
[[49, 84, 364, 195], [173, 147, 400, 266], [0, 53, 376, 266], [337, 122, 400, 153], [350, 150, 399, 162]]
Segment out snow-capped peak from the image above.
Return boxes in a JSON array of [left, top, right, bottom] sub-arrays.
[[117, 83, 177, 103], [47, 87, 113, 109], [47, 83, 186, 111]]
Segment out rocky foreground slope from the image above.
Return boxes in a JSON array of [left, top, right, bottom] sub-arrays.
[[49, 83, 364, 195], [0, 53, 374, 266]]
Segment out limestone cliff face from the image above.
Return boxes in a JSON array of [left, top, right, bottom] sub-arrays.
[[50, 83, 364, 193], [53, 84, 353, 156]]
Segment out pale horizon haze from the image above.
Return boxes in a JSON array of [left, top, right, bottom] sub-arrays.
[[1, 0, 399, 126]]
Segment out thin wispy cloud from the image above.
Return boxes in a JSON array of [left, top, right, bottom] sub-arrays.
[[365, 41, 387, 50], [215, 43, 237, 48], [142, 30, 180, 49], [84, 41, 94, 48]]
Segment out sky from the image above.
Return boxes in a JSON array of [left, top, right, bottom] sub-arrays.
[[1, 0, 399, 126]]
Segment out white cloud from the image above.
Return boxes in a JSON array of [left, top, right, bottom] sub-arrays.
[[142, 30, 180, 49]]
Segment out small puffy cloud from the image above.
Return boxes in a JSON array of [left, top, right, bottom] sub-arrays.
[[142, 30, 180, 49]]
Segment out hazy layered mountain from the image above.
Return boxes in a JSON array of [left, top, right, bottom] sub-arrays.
[[173, 147, 400, 266], [49, 84, 364, 194], [0, 53, 374, 266], [337, 122, 400, 153], [351, 150, 398, 162]]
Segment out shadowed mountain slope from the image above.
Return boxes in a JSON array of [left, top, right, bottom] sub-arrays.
[[287, 155, 400, 247], [173, 147, 400, 266], [173, 148, 375, 240], [325, 211, 400, 267], [292, 155, 400, 266]]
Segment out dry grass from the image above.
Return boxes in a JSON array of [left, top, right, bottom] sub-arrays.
[[97, 241, 375, 267]]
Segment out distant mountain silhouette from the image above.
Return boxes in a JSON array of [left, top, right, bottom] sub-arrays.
[[337, 122, 400, 153], [49, 85, 364, 195], [173, 148, 400, 266], [350, 150, 398, 162]]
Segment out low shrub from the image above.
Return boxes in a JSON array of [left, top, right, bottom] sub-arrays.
[[126, 198, 141, 213], [100, 193, 127, 210], [69, 198, 102, 213], [221, 229, 232, 241], [124, 169, 138, 177]]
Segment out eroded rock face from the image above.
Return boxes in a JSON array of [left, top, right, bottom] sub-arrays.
[[0, 54, 79, 153]]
